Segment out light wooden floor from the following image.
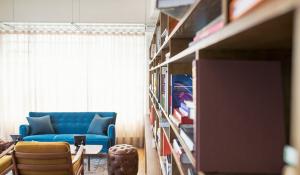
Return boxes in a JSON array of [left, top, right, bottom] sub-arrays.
[[138, 148, 146, 175]]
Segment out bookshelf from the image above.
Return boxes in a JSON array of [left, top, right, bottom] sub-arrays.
[[145, 0, 300, 175]]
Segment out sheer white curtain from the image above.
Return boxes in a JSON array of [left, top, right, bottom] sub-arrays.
[[0, 31, 146, 147]]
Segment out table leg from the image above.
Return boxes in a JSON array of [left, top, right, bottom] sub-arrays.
[[88, 156, 91, 171]]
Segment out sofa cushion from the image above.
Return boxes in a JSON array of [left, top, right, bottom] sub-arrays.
[[87, 114, 113, 135], [23, 134, 57, 142], [29, 112, 117, 134], [52, 134, 110, 144], [27, 115, 55, 135], [23, 134, 111, 153]]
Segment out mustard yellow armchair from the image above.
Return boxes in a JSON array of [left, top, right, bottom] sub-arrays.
[[0, 144, 14, 175], [11, 142, 84, 175]]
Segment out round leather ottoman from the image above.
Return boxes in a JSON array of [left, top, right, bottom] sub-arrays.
[[108, 144, 139, 175]]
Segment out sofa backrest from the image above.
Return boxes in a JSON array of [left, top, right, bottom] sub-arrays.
[[29, 112, 117, 134]]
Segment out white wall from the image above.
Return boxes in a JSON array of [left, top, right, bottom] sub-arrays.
[[0, 0, 158, 24]]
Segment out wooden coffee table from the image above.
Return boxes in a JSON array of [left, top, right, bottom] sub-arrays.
[[70, 145, 105, 171]]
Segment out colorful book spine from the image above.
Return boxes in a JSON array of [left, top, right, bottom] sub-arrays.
[[180, 128, 194, 151], [190, 16, 225, 46], [180, 102, 190, 113], [170, 74, 193, 113], [162, 131, 171, 156], [161, 67, 168, 111], [173, 108, 193, 125]]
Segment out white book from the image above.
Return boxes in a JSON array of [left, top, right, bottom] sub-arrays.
[[172, 139, 182, 155], [150, 44, 156, 58], [165, 52, 171, 59], [179, 107, 189, 117], [180, 128, 194, 151]]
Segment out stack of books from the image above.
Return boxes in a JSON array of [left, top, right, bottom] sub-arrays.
[[169, 74, 193, 126], [173, 139, 191, 164], [179, 124, 194, 151]]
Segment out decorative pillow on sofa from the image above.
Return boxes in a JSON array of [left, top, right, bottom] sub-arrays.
[[26, 115, 55, 135], [87, 114, 113, 135]]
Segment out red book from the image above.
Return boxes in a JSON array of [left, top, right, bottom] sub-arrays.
[[149, 105, 155, 125], [193, 18, 225, 43], [173, 108, 193, 124], [162, 131, 171, 156]]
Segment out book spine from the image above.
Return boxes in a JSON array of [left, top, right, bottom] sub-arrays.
[[161, 67, 168, 112], [172, 139, 182, 155], [173, 108, 193, 124], [193, 20, 224, 43], [179, 106, 189, 117], [180, 128, 194, 151]]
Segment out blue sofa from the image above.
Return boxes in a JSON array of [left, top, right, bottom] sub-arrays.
[[19, 112, 117, 153]]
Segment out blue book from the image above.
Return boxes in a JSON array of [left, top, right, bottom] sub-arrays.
[[170, 74, 193, 113], [180, 102, 190, 113]]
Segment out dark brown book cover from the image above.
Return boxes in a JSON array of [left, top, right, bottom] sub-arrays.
[[194, 59, 285, 173]]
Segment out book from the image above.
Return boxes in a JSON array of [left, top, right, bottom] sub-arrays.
[[162, 131, 171, 156], [172, 139, 182, 155], [189, 16, 225, 46], [156, 26, 161, 50], [173, 139, 190, 164], [179, 107, 189, 117], [173, 108, 193, 124], [150, 105, 155, 125], [161, 29, 168, 47], [169, 114, 181, 127], [187, 168, 196, 175], [150, 44, 156, 58], [180, 126, 194, 151], [180, 102, 190, 113], [183, 100, 195, 120], [168, 16, 178, 33], [165, 52, 170, 59], [230, 0, 264, 21], [159, 117, 170, 128], [161, 67, 168, 111], [170, 74, 193, 114]]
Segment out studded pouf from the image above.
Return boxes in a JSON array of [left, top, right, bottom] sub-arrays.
[[108, 144, 139, 175]]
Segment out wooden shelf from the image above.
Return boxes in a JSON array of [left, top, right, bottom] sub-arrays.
[[150, 0, 297, 71], [144, 112, 162, 175], [147, 0, 300, 174], [165, 114, 196, 167], [171, 148, 191, 175]]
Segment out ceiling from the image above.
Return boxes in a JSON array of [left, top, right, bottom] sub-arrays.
[[0, 0, 159, 24]]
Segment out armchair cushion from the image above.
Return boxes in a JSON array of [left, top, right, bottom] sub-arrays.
[[26, 115, 55, 135], [87, 114, 114, 135], [13, 142, 83, 175], [0, 155, 12, 173]]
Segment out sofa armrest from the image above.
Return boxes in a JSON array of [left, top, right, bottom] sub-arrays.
[[107, 124, 115, 146], [19, 124, 30, 138]]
